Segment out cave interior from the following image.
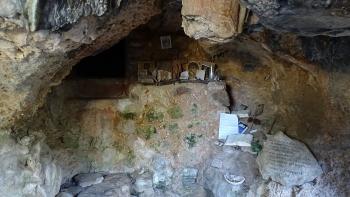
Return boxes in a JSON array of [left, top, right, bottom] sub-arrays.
[[0, 0, 349, 197]]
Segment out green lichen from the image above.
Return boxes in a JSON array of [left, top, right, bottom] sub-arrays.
[[167, 106, 183, 119], [146, 110, 164, 122], [191, 103, 199, 115], [150, 141, 162, 152], [137, 126, 157, 140], [187, 120, 201, 128], [184, 133, 203, 148], [168, 123, 179, 132], [121, 112, 137, 120]]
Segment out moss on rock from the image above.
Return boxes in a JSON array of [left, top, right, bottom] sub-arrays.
[[167, 105, 183, 119]]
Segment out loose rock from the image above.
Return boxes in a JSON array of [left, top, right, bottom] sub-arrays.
[[74, 173, 104, 188], [56, 192, 74, 197], [78, 173, 131, 197], [152, 156, 174, 189], [256, 132, 323, 187]]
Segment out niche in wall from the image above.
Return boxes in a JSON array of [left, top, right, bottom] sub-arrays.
[[71, 39, 127, 78]]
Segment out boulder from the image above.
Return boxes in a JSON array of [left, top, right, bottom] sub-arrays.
[[152, 156, 174, 188], [61, 186, 83, 196], [256, 132, 323, 187], [0, 132, 62, 197], [56, 192, 74, 197], [74, 173, 104, 188], [182, 0, 248, 42], [204, 150, 260, 196], [133, 173, 153, 193], [77, 173, 132, 197], [0, 0, 20, 18]]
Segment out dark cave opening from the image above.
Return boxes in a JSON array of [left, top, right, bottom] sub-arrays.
[[70, 39, 127, 78]]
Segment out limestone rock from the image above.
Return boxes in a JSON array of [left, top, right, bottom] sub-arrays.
[[211, 91, 230, 107], [182, 0, 248, 42], [74, 173, 104, 188], [34, 81, 229, 187], [0, 132, 62, 197], [241, 0, 350, 36], [256, 132, 323, 187], [152, 156, 174, 188], [78, 173, 132, 197], [133, 173, 153, 193], [61, 186, 83, 196], [56, 192, 74, 197], [0, 0, 160, 129], [0, 0, 20, 18], [133, 172, 155, 197], [204, 150, 260, 197]]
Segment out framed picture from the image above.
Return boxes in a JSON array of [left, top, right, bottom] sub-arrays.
[[160, 35, 172, 49]]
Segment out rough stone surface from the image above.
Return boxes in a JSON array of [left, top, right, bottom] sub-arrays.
[[257, 132, 323, 187], [204, 148, 260, 197], [24, 81, 229, 183], [182, 0, 247, 42], [1, 1, 350, 196], [182, 168, 198, 188], [61, 186, 83, 196], [152, 156, 174, 188], [74, 173, 104, 188], [0, 0, 160, 129], [56, 192, 74, 197], [0, 0, 20, 18], [77, 173, 132, 197], [132, 172, 154, 194], [241, 0, 350, 36], [0, 131, 62, 197]]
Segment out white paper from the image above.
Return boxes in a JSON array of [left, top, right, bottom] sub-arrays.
[[224, 134, 253, 147], [218, 113, 239, 139], [232, 110, 250, 118]]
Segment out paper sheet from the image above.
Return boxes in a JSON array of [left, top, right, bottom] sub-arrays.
[[218, 113, 239, 139], [225, 134, 253, 147]]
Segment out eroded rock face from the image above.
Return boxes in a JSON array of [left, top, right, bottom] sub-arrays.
[[77, 174, 132, 197], [0, 131, 62, 197], [0, 0, 160, 129], [181, 0, 248, 42], [241, 0, 350, 36], [23, 81, 230, 191]]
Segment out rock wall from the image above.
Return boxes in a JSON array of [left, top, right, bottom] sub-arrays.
[[182, 0, 248, 42], [204, 34, 350, 196], [124, 26, 350, 143], [0, 131, 61, 197], [122, 27, 350, 195], [24, 80, 229, 185], [240, 0, 350, 36], [20, 76, 350, 196], [1, 0, 350, 196], [0, 0, 160, 129]]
